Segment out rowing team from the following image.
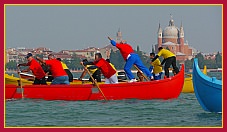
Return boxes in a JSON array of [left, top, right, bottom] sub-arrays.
[[17, 37, 179, 85]]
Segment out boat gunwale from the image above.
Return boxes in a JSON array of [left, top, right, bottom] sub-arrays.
[[193, 59, 222, 89]]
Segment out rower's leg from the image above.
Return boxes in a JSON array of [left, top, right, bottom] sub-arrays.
[[124, 56, 136, 80], [133, 54, 152, 78], [172, 57, 179, 74], [164, 58, 172, 78]]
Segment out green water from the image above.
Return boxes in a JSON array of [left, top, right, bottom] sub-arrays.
[[5, 93, 222, 127], [5, 72, 222, 127]]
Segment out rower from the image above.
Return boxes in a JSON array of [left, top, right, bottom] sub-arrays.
[[81, 53, 118, 84], [108, 37, 152, 82], [106, 59, 118, 76], [149, 53, 163, 80], [79, 59, 101, 83], [56, 58, 73, 82], [18, 53, 47, 85], [137, 71, 144, 82], [36, 54, 69, 85], [151, 47, 179, 78]]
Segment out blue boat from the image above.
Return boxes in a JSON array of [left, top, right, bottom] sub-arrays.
[[193, 58, 222, 113]]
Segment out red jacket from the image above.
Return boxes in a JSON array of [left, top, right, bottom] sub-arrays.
[[116, 44, 134, 60], [27, 59, 46, 79], [45, 59, 67, 77], [94, 58, 116, 78]]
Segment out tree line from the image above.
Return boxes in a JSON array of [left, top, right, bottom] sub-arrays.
[[184, 52, 222, 70]]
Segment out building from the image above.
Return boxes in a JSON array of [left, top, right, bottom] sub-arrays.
[[203, 52, 222, 60], [99, 44, 118, 59], [59, 47, 99, 60], [6, 47, 53, 63], [155, 15, 197, 62], [51, 52, 73, 60], [116, 28, 127, 43]]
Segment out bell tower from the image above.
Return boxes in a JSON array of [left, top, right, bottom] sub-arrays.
[[116, 28, 122, 43], [157, 23, 162, 48], [179, 21, 184, 53]]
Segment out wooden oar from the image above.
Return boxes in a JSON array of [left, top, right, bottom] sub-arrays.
[[17, 66, 24, 98], [133, 65, 149, 81], [81, 64, 107, 101]]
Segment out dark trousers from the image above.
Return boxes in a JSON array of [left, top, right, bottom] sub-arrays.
[[65, 69, 73, 82], [46, 71, 54, 82], [47, 76, 54, 82], [89, 70, 101, 82], [34, 77, 47, 85], [164, 56, 179, 78]]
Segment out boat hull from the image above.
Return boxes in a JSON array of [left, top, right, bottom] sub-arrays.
[[193, 58, 222, 113], [182, 65, 207, 93], [5, 74, 33, 86], [182, 77, 194, 93], [5, 84, 22, 99], [5, 65, 184, 101]]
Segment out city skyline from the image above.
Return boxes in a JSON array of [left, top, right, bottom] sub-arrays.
[[5, 5, 222, 54]]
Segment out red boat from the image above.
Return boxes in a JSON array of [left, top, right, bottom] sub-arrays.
[[5, 65, 184, 101]]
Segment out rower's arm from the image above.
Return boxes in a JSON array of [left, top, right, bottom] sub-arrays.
[[110, 40, 116, 46], [108, 36, 116, 46], [83, 61, 94, 66], [21, 67, 30, 73], [79, 62, 95, 80], [17, 63, 28, 67], [36, 56, 46, 63], [152, 55, 159, 62], [79, 70, 87, 80], [87, 65, 98, 69], [161, 59, 166, 65]]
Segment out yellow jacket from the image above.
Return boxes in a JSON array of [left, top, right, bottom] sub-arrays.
[[86, 65, 98, 74], [61, 62, 69, 69], [157, 49, 175, 59], [151, 58, 162, 74], [109, 63, 118, 76]]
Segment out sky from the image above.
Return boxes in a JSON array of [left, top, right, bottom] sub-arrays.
[[6, 5, 222, 54]]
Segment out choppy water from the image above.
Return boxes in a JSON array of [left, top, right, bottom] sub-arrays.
[[5, 72, 222, 127], [5, 93, 222, 127]]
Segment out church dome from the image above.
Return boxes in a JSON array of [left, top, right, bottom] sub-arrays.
[[163, 26, 179, 38], [163, 16, 179, 38]]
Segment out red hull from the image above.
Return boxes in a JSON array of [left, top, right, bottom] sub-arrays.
[[5, 65, 184, 101], [5, 84, 22, 99]]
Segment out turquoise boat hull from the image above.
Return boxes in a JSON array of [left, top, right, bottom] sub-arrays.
[[193, 58, 222, 113]]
